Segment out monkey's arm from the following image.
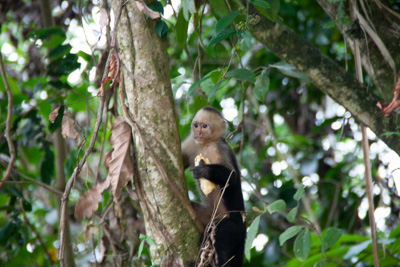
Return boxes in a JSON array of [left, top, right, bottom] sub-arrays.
[[191, 160, 237, 186]]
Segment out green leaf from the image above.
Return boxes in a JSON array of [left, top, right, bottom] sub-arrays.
[[193, 95, 208, 112], [254, 0, 279, 21], [239, 31, 252, 51], [187, 71, 220, 96], [253, 70, 269, 101], [138, 240, 145, 257], [49, 44, 72, 60], [269, 61, 310, 83], [208, 28, 237, 47], [293, 186, 305, 201], [321, 228, 342, 252], [148, 1, 164, 14], [182, 0, 196, 21], [245, 215, 261, 261], [208, 81, 223, 100], [215, 10, 240, 34], [267, 199, 286, 214], [29, 26, 65, 40], [48, 54, 80, 77], [279, 225, 303, 246], [287, 207, 298, 223], [77, 51, 92, 62], [176, 10, 189, 48], [226, 69, 256, 83], [294, 228, 311, 262], [251, 0, 270, 10], [155, 21, 168, 40]]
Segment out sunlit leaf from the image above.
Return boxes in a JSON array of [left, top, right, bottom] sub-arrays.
[[267, 199, 286, 214], [279, 225, 303, 246], [245, 215, 261, 261]]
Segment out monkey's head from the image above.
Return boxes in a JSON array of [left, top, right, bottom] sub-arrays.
[[191, 107, 226, 144]]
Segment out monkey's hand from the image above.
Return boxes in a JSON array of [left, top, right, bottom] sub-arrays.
[[192, 154, 216, 196]]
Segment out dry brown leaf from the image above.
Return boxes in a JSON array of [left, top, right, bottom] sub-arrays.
[[97, 50, 120, 96], [104, 149, 114, 173], [107, 117, 133, 199], [49, 106, 61, 123], [377, 74, 400, 116], [74, 180, 111, 220], [61, 109, 82, 146], [135, 0, 161, 20]]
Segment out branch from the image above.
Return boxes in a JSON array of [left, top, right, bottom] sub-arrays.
[[351, 2, 380, 265], [247, 4, 400, 155], [58, 1, 126, 265], [0, 53, 17, 191]]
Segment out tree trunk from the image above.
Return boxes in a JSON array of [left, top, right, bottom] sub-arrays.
[[110, 0, 200, 265]]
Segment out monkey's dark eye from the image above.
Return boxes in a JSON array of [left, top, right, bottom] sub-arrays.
[[202, 124, 207, 128], [194, 123, 199, 128]]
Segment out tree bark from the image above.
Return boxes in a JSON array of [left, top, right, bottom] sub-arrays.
[[246, 4, 400, 155], [110, 0, 200, 265]]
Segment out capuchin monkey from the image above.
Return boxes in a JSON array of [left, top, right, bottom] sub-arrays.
[[182, 106, 246, 267]]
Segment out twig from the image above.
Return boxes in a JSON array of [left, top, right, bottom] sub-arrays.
[[350, 1, 380, 266], [0, 53, 17, 191], [58, 1, 126, 265]]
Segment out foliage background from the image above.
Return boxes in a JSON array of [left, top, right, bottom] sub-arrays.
[[0, 0, 399, 266]]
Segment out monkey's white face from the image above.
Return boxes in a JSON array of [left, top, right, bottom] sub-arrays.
[[192, 120, 212, 144]]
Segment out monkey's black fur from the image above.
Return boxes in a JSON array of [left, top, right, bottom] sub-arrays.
[[191, 159, 246, 267]]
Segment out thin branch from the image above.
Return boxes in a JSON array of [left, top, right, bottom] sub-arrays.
[[351, 1, 380, 265], [0, 53, 17, 191], [58, 1, 126, 265]]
